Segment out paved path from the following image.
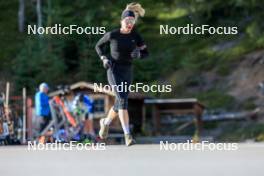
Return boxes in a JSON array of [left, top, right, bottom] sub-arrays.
[[0, 143, 263, 176]]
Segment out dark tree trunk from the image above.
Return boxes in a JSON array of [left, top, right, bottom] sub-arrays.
[[18, 0, 25, 32]]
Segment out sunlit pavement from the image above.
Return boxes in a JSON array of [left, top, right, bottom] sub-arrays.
[[0, 143, 263, 176]]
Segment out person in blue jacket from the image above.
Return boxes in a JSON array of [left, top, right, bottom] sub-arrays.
[[35, 83, 51, 143]]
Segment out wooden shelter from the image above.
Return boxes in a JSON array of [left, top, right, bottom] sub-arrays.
[[144, 98, 205, 139]]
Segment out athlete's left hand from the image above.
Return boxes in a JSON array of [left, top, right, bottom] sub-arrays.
[[131, 48, 141, 59]]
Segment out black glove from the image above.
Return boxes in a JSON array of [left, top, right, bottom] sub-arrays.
[[131, 48, 141, 59], [101, 56, 112, 69]]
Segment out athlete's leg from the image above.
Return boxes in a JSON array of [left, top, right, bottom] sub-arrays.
[[103, 106, 118, 125], [114, 65, 135, 146], [117, 98, 136, 146], [118, 109, 135, 146], [118, 109, 130, 135], [99, 105, 118, 139]]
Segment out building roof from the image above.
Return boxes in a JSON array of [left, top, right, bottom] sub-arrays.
[[144, 98, 205, 109], [144, 98, 198, 104], [49, 81, 147, 99]]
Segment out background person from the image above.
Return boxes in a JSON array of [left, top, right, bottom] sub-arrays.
[[35, 83, 51, 144], [72, 93, 95, 139]]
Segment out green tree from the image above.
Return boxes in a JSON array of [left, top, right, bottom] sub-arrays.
[[12, 38, 66, 93]]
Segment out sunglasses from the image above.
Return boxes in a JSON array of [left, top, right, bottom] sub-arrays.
[[124, 18, 136, 25]]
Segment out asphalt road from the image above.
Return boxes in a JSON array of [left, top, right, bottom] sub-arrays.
[[0, 143, 263, 176]]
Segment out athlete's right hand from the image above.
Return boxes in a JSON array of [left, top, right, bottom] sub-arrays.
[[101, 56, 112, 69]]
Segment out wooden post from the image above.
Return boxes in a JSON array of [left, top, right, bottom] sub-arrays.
[[152, 104, 160, 135], [26, 98, 33, 140], [193, 104, 203, 142], [151, 105, 155, 135], [5, 82, 10, 122], [141, 104, 146, 134], [22, 88, 27, 144], [156, 105, 161, 135]]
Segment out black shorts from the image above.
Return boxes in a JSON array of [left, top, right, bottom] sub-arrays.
[[107, 63, 132, 112], [37, 115, 51, 133]]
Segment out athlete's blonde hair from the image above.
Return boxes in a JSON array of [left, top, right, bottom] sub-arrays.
[[125, 2, 145, 20]]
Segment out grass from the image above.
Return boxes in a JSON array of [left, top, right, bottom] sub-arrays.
[[196, 90, 235, 110], [217, 122, 264, 142]]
